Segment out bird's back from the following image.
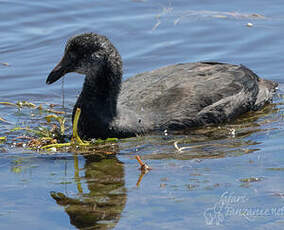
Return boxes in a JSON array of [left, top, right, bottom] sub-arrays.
[[117, 62, 277, 134]]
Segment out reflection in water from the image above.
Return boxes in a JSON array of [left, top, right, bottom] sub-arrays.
[[136, 170, 148, 187], [51, 153, 126, 230]]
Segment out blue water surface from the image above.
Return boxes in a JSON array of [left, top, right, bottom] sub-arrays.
[[0, 0, 284, 229]]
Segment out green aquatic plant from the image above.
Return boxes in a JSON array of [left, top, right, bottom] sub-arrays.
[[45, 114, 66, 135], [4, 104, 118, 152], [0, 101, 106, 151], [41, 108, 118, 152], [0, 101, 36, 108], [0, 100, 65, 116], [0, 136, 7, 143]]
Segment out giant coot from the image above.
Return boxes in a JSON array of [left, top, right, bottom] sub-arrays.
[[46, 33, 277, 139]]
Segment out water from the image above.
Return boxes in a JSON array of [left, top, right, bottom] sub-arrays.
[[0, 0, 284, 229]]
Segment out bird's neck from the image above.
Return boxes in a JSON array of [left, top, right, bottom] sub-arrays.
[[86, 70, 121, 111], [81, 64, 122, 114], [72, 64, 122, 131]]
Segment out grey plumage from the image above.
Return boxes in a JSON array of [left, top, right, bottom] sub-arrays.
[[46, 33, 277, 139]]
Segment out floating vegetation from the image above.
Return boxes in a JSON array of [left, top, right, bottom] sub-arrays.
[[0, 136, 7, 143], [0, 101, 36, 108], [0, 101, 65, 115], [239, 177, 263, 183], [266, 168, 284, 171], [0, 101, 118, 154], [39, 108, 118, 152], [45, 114, 66, 135], [0, 62, 10, 67]]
